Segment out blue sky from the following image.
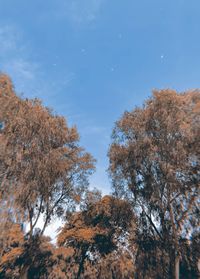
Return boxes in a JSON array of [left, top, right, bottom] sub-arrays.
[[1, 0, 200, 194]]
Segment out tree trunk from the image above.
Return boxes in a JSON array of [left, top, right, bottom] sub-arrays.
[[20, 265, 29, 279], [168, 194, 180, 279], [175, 255, 180, 279], [76, 250, 87, 279]]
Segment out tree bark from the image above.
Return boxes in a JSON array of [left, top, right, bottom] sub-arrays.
[[20, 265, 29, 279], [168, 193, 180, 279], [76, 249, 87, 279], [175, 255, 180, 279], [28, 206, 33, 239]]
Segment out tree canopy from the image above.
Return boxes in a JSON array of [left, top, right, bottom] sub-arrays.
[[57, 195, 136, 278], [0, 74, 95, 237], [0, 75, 199, 279], [109, 89, 200, 278]]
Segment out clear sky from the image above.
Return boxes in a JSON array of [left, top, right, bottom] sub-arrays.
[[1, 0, 200, 194]]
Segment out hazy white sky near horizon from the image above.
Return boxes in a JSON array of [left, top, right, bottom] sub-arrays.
[[1, 0, 200, 197]]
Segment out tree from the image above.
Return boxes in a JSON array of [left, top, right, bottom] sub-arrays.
[[109, 90, 200, 279], [0, 74, 95, 237], [57, 195, 137, 278], [0, 226, 57, 279], [0, 223, 25, 278]]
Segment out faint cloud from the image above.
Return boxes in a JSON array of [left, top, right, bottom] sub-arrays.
[[0, 24, 34, 76], [70, 0, 103, 23], [3, 59, 38, 80], [0, 24, 74, 101], [0, 25, 21, 54], [0, 24, 41, 96], [2, 58, 42, 97], [53, 0, 105, 25]]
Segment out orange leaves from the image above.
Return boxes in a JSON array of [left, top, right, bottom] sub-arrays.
[[57, 211, 99, 246], [0, 222, 25, 277], [54, 247, 75, 259], [56, 195, 136, 278], [0, 247, 23, 265], [109, 88, 200, 278], [0, 223, 24, 254], [6, 224, 24, 246], [73, 194, 81, 203], [0, 75, 14, 97], [109, 90, 200, 199], [58, 195, 136, 251], [0, 74, 95, 235], [193, 101, 200, 113], [61, 227, 97, 244]]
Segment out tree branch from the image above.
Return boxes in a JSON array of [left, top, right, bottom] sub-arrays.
[[138, 200, 163, 240]]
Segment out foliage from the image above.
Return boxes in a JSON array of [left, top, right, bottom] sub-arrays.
[[57, 195, 137, 278], [0, 75, 199, 278], [109, 89, 200, 278], [0, 74, 95, 237]]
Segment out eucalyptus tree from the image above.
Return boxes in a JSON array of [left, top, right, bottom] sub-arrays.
[[58, 195, 136, 279], [0, 74, 95, 237], [109, 90, 200, 279]]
